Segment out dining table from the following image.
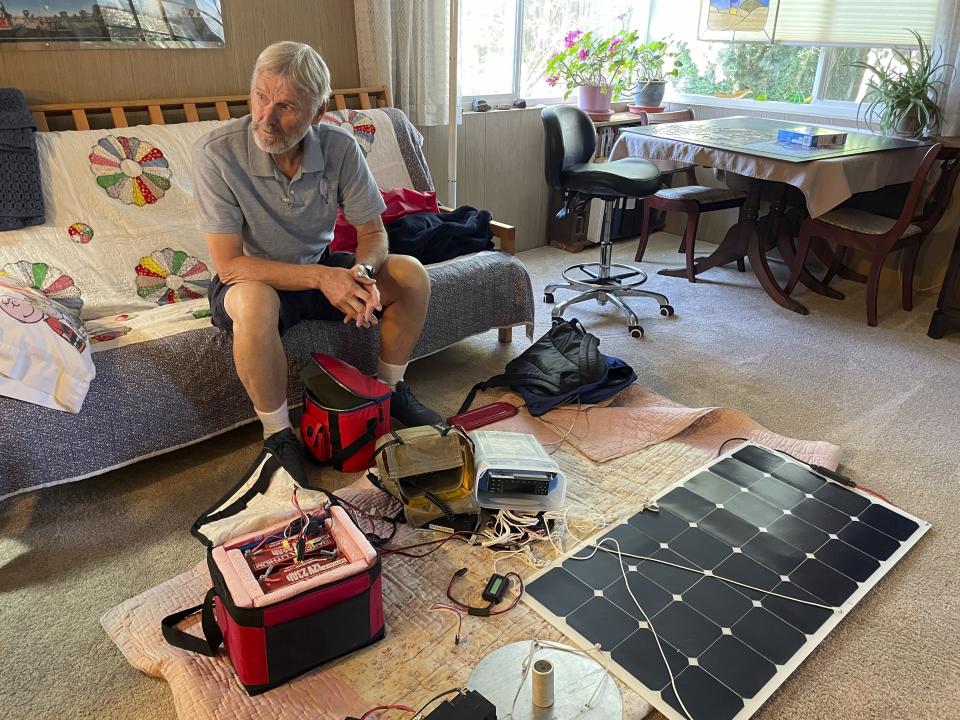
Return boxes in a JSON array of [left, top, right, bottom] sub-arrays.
[[611, 116, 931, 314]]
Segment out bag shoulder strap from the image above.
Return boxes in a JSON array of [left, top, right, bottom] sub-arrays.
[[161, 588, 222, 657]]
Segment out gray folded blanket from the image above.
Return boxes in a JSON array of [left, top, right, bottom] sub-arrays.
[[0, 88, 45, 231]]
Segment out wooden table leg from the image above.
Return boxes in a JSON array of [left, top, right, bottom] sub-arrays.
[[658, 178, 809, 314], [767, 187, 845, 300]]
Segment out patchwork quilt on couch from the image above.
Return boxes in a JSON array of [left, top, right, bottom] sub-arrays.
[[0, 106, 534, 499]]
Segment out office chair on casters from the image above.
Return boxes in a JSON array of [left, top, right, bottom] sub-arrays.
[[541, 105, 673, 338]]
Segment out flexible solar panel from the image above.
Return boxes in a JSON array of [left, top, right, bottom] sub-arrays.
[[523, 443, 929, 720]]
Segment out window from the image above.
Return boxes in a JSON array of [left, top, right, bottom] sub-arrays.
[[649, 0, 932, 110], [459, 0, 937, 111], [459, 0, 651, 101]]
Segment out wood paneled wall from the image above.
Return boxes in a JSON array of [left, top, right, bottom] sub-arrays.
[[421, 108, 548, 253], [0, 0, 359, 104]]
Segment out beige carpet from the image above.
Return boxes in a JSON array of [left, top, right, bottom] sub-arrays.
[[2, 234, 958, 720]]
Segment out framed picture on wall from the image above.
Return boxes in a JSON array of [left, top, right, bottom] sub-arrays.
[[698, 0, 779, 43], [0, 0, 224, 48]]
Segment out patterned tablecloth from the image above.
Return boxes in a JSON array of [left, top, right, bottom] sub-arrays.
[[611, 118, 930, 217]]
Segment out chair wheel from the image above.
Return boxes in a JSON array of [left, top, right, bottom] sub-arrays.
[[544, 292, 555, 304], [660, 304, 674, 317], [629, 325, 644, 338]]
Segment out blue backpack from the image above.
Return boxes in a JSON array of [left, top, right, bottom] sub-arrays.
[[458, 318, 636, 417]]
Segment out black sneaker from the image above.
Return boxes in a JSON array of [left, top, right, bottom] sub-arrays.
[[264, 427, 307, 485], [391, 381, 442, 427]]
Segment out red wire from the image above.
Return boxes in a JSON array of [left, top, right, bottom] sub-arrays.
[[857, 485, 895, 506], [380, 534, 470, 558], [359, 704, 416, 720]]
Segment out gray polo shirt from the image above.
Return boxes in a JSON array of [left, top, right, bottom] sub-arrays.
[[192, 116, 386, 265]]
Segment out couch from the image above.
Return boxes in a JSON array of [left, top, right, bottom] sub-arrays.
[[0, 89, 534, 500]]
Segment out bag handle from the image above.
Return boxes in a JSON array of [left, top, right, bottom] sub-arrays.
[[161, 588, 222, 657], [329, 418, 379, 467]]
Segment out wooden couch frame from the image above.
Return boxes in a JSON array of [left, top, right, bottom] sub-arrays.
[[28, 86, 517, 257]]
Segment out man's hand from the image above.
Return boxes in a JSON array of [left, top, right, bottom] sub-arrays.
[[315, 265, 380, 328], [349, 264, 382, 328]]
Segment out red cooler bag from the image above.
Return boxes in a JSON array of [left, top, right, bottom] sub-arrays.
[[162, 451, 385, 694], [299, 353, 391, 472]]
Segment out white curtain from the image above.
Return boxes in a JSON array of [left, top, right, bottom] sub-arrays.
[[936, 0, 960, 137], [354, 0, 451, 127]]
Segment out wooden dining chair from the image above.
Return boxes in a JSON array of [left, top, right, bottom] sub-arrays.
[[632, 108, 748, 282], [785, 143, 959, 326]]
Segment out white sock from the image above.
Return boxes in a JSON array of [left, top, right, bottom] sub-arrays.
[[256, 401, 291, 439], [377, 359, 407, 390]]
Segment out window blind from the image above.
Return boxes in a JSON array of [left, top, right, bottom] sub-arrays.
[[773, 0, 939, 47]]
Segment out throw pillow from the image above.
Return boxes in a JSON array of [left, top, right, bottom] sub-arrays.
[[0, 276, 95, 413]]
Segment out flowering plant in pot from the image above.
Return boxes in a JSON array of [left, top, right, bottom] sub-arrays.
[[628, 38, 680, 109], [544, 26, 639, 116]]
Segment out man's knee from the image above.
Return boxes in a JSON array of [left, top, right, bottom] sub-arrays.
[[224, 281, 280, 330], [380, 255, 430, 297]]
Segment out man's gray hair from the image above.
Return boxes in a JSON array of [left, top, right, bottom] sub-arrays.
[[252, 41, 332, 110]]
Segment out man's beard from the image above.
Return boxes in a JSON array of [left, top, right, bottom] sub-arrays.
[[252, 117, 311, 154]]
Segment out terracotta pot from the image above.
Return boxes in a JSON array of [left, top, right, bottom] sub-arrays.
[[577, 85, 613, 114]]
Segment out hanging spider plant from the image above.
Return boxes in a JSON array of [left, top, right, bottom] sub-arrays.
[[851, 29, 952, 139]]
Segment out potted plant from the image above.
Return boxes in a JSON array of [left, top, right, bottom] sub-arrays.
[[545, 27, 639, 118], [628, 39, 680, 109], [852, 30, 951, 139]]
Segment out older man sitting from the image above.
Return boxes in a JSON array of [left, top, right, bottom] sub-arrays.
[[193, 40, 442, 482]]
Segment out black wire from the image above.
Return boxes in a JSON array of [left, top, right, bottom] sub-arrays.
[[413, 688, 463, 718], [716, 437, 750, 457]]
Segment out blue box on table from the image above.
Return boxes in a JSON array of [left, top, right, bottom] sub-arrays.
[[777, 127, 847, 148]]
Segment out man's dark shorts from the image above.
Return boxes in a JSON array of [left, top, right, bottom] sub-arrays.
[[208, 251, 358, 335]]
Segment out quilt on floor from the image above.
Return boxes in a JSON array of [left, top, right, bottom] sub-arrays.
[[101, 387, 838, 720]]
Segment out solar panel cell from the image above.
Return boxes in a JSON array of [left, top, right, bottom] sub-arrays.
[[761, 582, 834, 635], [771, 463, 826, 493], [566, 596, 642, 650], [698, 508, 761, 547], [686, 471, 743, 504], [858, 503, 920, 541], [604, 574, 673, 620], [662, 666, 744, 720], [838, 521, 900, 561], [652, 600, 723, 657], [658, 487, 719, 523], [791, 498, 851, 534], [562, 549, 622, 590], [723, 492, 784, 528], [699, 635, 778, 698], [813, 483, 872, 515], [750, 477, 805, 510], [682, 577, 754, 628], [732, 607, 807, 665], [732, 446, 786, 473], [637, 549, 703, 595], [611, 629, 687, 691], [814, 539, 881, 582], [525, 567, 594, 616], [789, 558, 859, 606], [741, 532, 808, 575], [711, 458, 766, 488], [628, 507, 689, 542], [767, 513, 829, 553], [670, 527, 733, 570]]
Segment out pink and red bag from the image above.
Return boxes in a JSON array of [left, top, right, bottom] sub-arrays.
[[162, 452, 384, 694]]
